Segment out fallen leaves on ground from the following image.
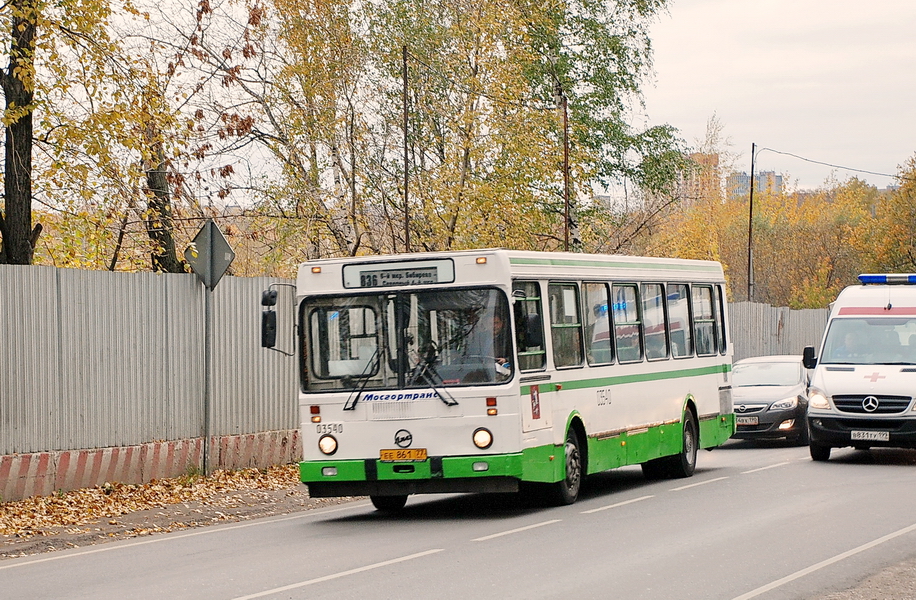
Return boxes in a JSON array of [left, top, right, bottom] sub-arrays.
[[0, 464, 300, 538]]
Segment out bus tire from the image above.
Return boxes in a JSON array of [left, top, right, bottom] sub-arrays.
[[641, 458, 669, 480], [810, 443, 831, 461], [548, 428, 583, 506], [370, 495, 408, 512], [668, 410, 698, 478]]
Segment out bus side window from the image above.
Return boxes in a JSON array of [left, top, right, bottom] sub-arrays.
[[612, 283, 643, 363], [692, 285, 716, 356], [583, 282, 612, 365], [715, 285, 728, 354], [548, 283, 584, 368], [642, 283, 669, 360], [667, 283, 693, 358], [513, 281, 546, 371]]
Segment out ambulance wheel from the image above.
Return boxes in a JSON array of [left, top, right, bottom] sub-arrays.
[[810, 443, 831, 462]]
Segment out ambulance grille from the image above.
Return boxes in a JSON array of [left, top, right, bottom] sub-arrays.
[[832, 395, 912, 414]]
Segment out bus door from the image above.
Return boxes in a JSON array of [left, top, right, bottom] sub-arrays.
[[514, 281, 552, 432]]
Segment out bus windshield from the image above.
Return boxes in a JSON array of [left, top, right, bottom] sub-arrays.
[[301, 287, 512, 392], [821, 317, 916, 365]]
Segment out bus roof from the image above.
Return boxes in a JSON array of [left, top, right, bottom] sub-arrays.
[[296, 249, 724, 295]]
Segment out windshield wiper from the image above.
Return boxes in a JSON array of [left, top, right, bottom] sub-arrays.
[[343, 348, 380, 411], [407, 344, 458, 406]]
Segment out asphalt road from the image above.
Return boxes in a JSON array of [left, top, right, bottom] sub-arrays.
[[3, 440, 916, 600]]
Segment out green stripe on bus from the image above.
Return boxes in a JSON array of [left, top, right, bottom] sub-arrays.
[[520, 363, 731, 394], [298, 415, 736, 487], [509, 257, 722, 273]]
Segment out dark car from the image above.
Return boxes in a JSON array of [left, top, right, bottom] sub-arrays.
[[732, 355, 809, 443]]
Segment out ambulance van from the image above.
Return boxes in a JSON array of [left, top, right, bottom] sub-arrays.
[[803, 274, 916, 461]]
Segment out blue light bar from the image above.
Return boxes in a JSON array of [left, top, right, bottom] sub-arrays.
[[858, 274, 916, 285]]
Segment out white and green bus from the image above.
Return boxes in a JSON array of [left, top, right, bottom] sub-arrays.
[[263, 249, 735, 511]]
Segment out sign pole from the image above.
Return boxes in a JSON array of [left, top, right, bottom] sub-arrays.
[[184, 219, 236, 476]]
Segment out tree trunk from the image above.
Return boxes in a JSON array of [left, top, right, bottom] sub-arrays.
[[144, 141, 184, 273], [0, 0, 39, 264]]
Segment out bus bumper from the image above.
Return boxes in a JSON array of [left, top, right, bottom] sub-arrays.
[[301, 453, 524, 497]]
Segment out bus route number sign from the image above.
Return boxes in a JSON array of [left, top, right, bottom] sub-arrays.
[[360, 267, 438, 288], [343, 259, 455, 289]]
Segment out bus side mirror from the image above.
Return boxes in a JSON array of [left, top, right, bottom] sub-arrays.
[[261, 290, 278, 306], [262, 309, 277, 348], [802, 346, 817, 369]]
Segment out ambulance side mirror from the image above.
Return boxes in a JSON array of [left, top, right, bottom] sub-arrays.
[[802, 346, 817, 370]]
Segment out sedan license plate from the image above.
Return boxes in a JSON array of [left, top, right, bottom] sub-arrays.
[[379, 448, 428, 462], [736, 416, 758, 426], [851, 430, 889, 442]]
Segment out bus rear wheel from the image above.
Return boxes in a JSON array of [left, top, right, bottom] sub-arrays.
[[547, 428, 582, 506], [370, 495, 408, 512]]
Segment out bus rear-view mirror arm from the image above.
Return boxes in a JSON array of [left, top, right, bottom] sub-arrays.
[[261, 284, 296, 356]]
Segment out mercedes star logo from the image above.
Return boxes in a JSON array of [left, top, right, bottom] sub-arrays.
[[394, 429, 413, 448], [862, 396, 879, 412]]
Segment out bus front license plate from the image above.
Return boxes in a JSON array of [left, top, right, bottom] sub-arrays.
[[851, 430, 889, 442], [380, 448, 428, 462], [736, 416, 758, 426]]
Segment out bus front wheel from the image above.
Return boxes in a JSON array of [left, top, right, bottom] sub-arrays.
[[548, 428, 583, 506], [668, 411, 698, 478], [370, 495, 408, 512]]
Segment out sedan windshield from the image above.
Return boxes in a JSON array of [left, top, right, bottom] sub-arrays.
[[300, 288, 512, 392], [733, 361, 803, 387], [821, 317, 916, 365]]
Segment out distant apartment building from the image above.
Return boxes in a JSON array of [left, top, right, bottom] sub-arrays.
[[679, 153, 720, 203], [727, 171, 783, 198]]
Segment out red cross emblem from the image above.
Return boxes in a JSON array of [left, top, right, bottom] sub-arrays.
[[865, 372, 886, 383]]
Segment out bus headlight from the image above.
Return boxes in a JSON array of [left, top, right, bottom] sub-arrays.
[[318, 434, 338, 455], [809, 390, 830, 410], [473, 428, 493, 449]]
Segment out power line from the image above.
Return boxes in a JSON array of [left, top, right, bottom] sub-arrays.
[[757, 147, 907, 181]]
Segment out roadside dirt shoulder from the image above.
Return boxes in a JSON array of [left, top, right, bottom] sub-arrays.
[[0, 465, 358, 560]]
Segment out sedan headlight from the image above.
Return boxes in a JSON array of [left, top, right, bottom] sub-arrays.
[[809, 389, 830, 410], [769, 396, 798, 411]]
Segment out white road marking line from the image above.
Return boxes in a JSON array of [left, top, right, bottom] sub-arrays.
[[731, 521, 916, 600], [741, 461, 791, 474], [581, 495, 654, 514], [231, 549, 444, 600], [472, 519, 562, 542], [669, 476, 729, 491], [0, 501, 372, 571]]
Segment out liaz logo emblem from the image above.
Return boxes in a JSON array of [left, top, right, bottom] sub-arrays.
[[862, 396, 879, 412], [394, 429, 413, 448]]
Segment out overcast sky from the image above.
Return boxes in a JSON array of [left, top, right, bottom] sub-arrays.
[[641, 0, 916, 190]]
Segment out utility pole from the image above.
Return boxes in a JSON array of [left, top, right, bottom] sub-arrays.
[[402, 45, 410, 253], [555, 82, 570, 252], [747, 142, 756, 301]]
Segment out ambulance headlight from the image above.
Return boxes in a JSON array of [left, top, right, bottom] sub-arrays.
[[809, 390, 830, 410], [318, 434, 338, 455]]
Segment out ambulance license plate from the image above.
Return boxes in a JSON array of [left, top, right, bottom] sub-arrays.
[[851, 430, 889, 442]]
